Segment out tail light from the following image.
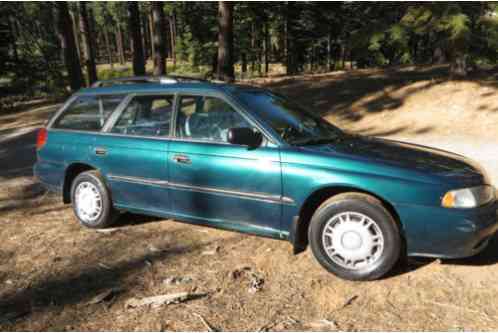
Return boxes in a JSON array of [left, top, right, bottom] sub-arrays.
[[36, 128, 48, 150]]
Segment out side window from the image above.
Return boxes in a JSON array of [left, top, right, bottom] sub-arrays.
[[53, 95, 124, 131], [176, 95, 251, 142], [110, 95, 174, 137]]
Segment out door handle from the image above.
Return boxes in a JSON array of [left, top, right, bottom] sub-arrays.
[[95, 147, 107, 156], [172, 154, 191, 164]]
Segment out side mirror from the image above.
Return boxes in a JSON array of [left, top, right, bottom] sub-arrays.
[[227, 127, 263, 148]]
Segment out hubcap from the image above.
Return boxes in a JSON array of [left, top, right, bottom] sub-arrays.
[[322, 212, 384, 270], [74, 182, 102, 223]]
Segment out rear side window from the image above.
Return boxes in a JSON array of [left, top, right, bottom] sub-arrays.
[[110, 95, 174, 137], [52, 95, 124, 131]]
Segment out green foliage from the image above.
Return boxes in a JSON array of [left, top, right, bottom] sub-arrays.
[[2, 1, 498, 101], [1, 3, 65, 96]]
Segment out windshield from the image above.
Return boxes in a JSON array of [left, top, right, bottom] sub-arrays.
[[234, 89, 343, 145]]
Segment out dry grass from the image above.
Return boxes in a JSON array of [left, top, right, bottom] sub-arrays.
[[1, 65, 498, 331]]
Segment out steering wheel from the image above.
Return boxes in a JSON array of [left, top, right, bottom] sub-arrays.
[[185, 115, 224, 140], [281, 126, 301, 142]]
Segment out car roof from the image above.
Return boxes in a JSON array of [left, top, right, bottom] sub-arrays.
[[78, 82, 223, 95], [77, 81, 264, 96]]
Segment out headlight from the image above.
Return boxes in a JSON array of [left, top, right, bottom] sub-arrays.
[[442, 185, 496, 208]]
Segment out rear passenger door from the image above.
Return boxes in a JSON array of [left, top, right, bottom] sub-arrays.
[[92, 94, 174, 213]]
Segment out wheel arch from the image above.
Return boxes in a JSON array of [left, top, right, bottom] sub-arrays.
[[62, 162, 98, 203], [290, 184, 405, 254]]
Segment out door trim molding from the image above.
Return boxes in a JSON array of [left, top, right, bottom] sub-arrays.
[[107, 173, 294, 205]]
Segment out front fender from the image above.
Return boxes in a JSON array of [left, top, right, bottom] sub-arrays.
[[280, 150, 451, 250]]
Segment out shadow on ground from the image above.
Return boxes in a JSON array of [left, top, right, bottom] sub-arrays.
[[261, 65, 498, 138]]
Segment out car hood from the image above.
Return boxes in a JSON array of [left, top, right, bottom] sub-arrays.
[[300, 135, 489, 186]]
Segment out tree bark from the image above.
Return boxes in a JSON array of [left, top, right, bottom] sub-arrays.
[[148, 12, 155, 60], [169, 10, 177, 70], [216, 1, 234, 82], [433, 46, 446, 64], [128, 2, 146, 76], [103, 27, 114, 69], [327, 32, 334, 71], [79, 2, 97, 85], [250, 21, 256, 74], [116, 25, 125, 65], [56, 2, 83, 91], [8, 14, 18, 61], [263, 21, 269, 76], [241, 53, 247, 78], [70, 10, 82, 64], [152, 2, 166, 76], [141, 11, 148, 61], [285, 2, 297, 75], [450, 52, 468, 77]]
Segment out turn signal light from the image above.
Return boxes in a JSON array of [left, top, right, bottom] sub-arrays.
[[36, 128, 48, 150], [441, 192, 455, 208]]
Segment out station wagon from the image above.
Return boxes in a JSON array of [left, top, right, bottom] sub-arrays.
[[34, 76, 498, 280]]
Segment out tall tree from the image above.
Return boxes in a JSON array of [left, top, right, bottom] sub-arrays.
[[79, 2, 97, 85], [216, 1, 234, 81], [128, 2, 145, 75], [169, 9, 177, 70], [152, 2, 166, 76], [116, 25, 126, 64], [285, 2, 298, 75], [56, 1, 83, 91], [70, 9, 82, 63]]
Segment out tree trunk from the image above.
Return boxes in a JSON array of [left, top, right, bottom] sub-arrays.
[[56, 2, 83, 91], [169, 10, 177, 70], [350, 48, 354, 70], [433, 46, 446, 64], [152, 2, 166, 76], [149, 12, 155, 60], [285, 2, 297, 75], [70, 10, 82, 64], [103, 27, 114, 69], [141, 12, 148, 61], [450, 52, 468, 77], [128, 2, 146, 76], [79, 2, 97, 85], [116, 25, 125, 65], [9, 15, 18, 61], [88, 7, 99, 63], [241, 53, 247, 78], [327, 32, 334, 71], [216, 1, 234, 82], [341, 43, 346, 69], [263, 21, 269, 76], [250, 21, 256, 74]]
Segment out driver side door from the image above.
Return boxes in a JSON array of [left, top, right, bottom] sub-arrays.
[[168, 94, 283, 238]]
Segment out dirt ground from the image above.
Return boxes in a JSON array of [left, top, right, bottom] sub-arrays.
[[1, 65, 498, 331]]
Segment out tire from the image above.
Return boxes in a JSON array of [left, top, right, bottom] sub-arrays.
[[70, 170, 118, 229], [308, 192, 401, 281]]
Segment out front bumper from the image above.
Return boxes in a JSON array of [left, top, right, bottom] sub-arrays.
[[396, 200, 498, 258]]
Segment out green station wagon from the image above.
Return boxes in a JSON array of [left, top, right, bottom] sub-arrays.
[[34, 76, 498, 280]]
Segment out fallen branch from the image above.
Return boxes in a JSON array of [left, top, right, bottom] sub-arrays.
[[193, 312, 218, 332], [125, 292, 207, 309]]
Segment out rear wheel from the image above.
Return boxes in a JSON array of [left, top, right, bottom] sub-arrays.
[[70, 170, 117, 229], [309, 193, 401, 281]]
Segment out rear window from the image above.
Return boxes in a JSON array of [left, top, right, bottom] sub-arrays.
[[52, 95, 124, 131]]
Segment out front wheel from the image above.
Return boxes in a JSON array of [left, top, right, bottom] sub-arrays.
[[70, 170, 117, 229], [309, 193, 401, 281]]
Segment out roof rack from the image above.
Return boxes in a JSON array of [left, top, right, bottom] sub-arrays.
[[91, 75, 208, 88]]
